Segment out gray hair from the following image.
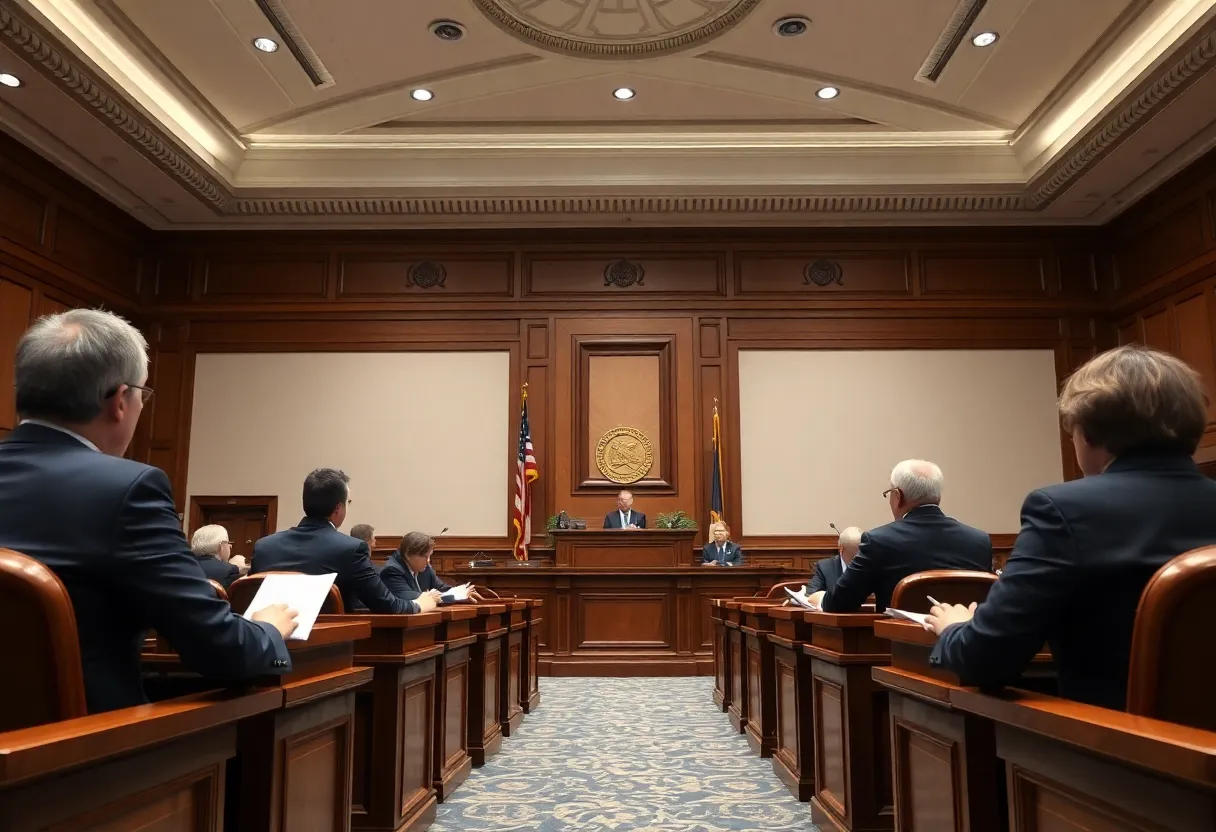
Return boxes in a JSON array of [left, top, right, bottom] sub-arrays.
[[837, 526, 862, 552], [191, 524, 230, 557], [890, 459, 943, 505], [15, 309, 149, 423]]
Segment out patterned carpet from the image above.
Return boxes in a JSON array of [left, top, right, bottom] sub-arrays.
[[432, 677, 819, 832]]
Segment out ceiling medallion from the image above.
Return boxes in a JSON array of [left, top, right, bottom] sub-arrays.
[[408, 261, 447, 289], [596, 426, 654, 484], [469, 0, 765, 58], [604, 259, 645, 287], [804, 259, 843, 287]]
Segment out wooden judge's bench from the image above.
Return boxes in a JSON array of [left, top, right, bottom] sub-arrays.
[[443, 529, 786, 676]]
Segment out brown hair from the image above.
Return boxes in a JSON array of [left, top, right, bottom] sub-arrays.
[[1058, 345, 1208, 456], [349, 524, 375, 545], [397, 531, 435, 558]]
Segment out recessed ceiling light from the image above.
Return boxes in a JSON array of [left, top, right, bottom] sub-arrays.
[[411, 88, 434, 102], [252, 37, 279, 53], [613, 87, 635, 101], [429, 20, 466, 41], [0, 73, 21, 88], [815, 86, 840, 100], [773, 16, 810, 37], [971, 31, 999, 47]]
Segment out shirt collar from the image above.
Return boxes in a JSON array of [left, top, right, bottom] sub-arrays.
[[19, 419, 100, 452]]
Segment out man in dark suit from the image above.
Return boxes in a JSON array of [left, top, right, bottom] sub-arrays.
[[820, 460, 992, 613], [251, 469, 437, 614], [807, 526, 861, 594], [927, 345, 1216, 709], [603, 489, 646, 529], [700, 521, 742, 566], [190, 523, 242, 588], [381, 531, 454, 604], [0, 309, 297, 714]]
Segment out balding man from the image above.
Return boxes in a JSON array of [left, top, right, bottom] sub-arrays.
[[603, 489, 646, 529], [807, 526, 861, 599], [0, 309, 298, 714], [820, 460, 991, 613]]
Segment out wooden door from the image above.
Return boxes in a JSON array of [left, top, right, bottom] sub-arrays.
[[190, 497, 278, 564]]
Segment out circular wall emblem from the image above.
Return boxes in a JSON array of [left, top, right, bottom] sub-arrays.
[[595, 426, 654, 484], [470, 0, 764, 59], [604, 259, 645, 287], [803, 259, 843, 287], [408, 261, 447, 289]]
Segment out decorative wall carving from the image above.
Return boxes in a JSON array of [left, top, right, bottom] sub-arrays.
[[803, 260, 844, 287], [407, 261, 447, 289], [603, 260, 645, 288], [595, 426, 654, 484]]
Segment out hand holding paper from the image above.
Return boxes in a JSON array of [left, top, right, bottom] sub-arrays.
[[243, 572, 337, 640], [783, 586, 820, 611], [443, 583, 473, 603]]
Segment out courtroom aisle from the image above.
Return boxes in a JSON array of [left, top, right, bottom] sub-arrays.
[[431, 677, 818, 832]]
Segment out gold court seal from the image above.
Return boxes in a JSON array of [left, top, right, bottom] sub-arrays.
[[595, 426, 654, 484]]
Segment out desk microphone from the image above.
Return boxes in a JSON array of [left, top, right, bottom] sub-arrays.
[[829, 523, 840, 535], [437, 527, 449, 536]]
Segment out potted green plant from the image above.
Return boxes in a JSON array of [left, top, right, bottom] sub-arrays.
[[654, 510, 698, 530]]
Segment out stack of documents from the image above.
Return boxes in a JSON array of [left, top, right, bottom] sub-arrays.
[[784, 586, 820, 610], [884, 608, 930, 627]]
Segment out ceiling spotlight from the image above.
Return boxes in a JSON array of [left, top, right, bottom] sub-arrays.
[[430, 20, 466, 41], [0, 73, 21, 87], [815, 86, 840, 100], [411, 88, 434, 102], [252, 37, 279, 53], [971, 31, 999, 47], [773, 16, 810, 37], [613, 87, 635, 101]]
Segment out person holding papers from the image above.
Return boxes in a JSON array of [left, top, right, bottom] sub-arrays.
[[820, 460, 991, 613], [252, 469, 437, 614], [925, 346, 1216, 709], [806, 526, 861, 600], [381, 531, 476, 604]]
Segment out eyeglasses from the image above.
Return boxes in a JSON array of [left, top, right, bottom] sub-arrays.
[[105, 383, 155, 404], [883, 487, 900, 499]]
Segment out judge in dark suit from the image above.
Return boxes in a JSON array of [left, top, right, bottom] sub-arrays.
[[252, 469, 437, 615], [603, 489, 646, 529], [0, 309, 297, 714], [190, 524, 242, 588], [381, 531, 452, 604], [820, 460, 992, 613], [927, 346, 1216, 709], [700, 521, 743, 566], [807, 526, 861, 594]]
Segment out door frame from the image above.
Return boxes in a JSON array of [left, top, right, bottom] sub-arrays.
[[188, 495, 279, 537]]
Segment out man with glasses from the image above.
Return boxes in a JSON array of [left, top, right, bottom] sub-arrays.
[[190, 524, 243, 588], [819, 459, 992, 613], [0, 308, 298, 714]]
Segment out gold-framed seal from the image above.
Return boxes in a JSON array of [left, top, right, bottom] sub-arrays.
[[595, 426, 654, 484]]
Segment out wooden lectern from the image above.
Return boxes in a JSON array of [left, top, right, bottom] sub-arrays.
[[550, 528, 698, 567]]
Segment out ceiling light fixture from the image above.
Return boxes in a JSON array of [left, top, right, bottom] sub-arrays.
[[429, 20, 466, 41], [252, 37, 279, 53], [613, 87, 635, 101], [411, 88, 434, 101], [0, 73, 21, 87], [815, 86, 839, 100], [773, 16, 810, 37], [971, 31, 999, 47]]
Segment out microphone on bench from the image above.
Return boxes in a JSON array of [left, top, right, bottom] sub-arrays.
[[829, 523, 841, 535]]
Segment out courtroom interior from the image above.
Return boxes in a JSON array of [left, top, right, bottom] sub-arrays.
[[2, 1, 1216, 830]]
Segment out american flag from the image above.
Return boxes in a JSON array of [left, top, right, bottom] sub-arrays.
[[512, 386, 539, 561]]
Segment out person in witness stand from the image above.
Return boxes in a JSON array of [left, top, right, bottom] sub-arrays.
[[807, 526, 861, 600], [380, 531, 450, 605], [252, 470, 437, 614], [0, 309, 297, 714], [700, 521, 742, 566], [821, 460, 991, 613], [603, 489, 646, 529], [926, 345, 1216, 710], [191, 524, 243, 589]]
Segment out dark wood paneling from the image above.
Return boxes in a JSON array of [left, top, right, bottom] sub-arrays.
[[728, 315, 1062, 343], [338, 255, 512, 298], [0, 172, 47, 248], [154, 255, 192, 301], [525, 255, 724, 296], [202, 256, 328, 300], [1173, 289, 1216, 423], [1058, 251, 1099, 298], [1116, 201, 1209, 294], [0, 278, 34, 430], [736, 254, 910, 296], [52, 210, 139, 299], [1142, 308, 1172, 351], [921, 254, 1047, 297]]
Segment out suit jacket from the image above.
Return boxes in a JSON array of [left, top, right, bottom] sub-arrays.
[[380, 556, 452, 601], [822, 505, 992, 613], [603, 510, 647, 529], [196, 555, 240, 589], [700, 541, 743, 566], [807, 556, 845, 594], [931, 452, 1216, 710], [0, 423, 290, 714], [251, 518, 418, 614]]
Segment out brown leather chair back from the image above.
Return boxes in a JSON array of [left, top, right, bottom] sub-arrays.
[[0, 549, 87, 730], [891, 570, 998, 613], [227, 572, 345, 615], [1127, 546, 1216, 730], [208, 579, 230, 602], [759, 580, 806, 598]]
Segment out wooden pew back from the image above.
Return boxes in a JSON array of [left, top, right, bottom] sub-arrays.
[[1127, 545, 1216, 730], [227, 571, 345, 615], [891, 569, 997, 613], [0, 549, 87, 731]]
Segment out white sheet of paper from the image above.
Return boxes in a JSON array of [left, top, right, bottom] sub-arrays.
[[444, 583, 472, 602], [242, 572, 337, 640], [885, 608, 929, 627], [783, 586, 820, 611]]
